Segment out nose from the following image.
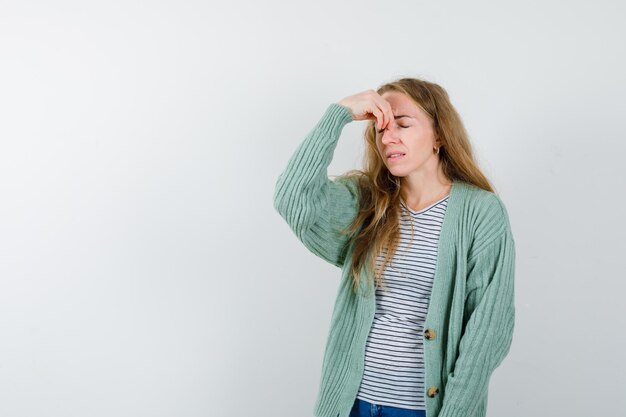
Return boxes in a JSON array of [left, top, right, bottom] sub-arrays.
[[380, 120, 400, 144]]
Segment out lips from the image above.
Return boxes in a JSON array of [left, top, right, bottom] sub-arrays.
[[387, 153, 405, 161], [386, 151, 406, 158]]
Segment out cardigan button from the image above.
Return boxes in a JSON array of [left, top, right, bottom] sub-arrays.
[[427, 386, 439, 398], [424, 328, 436, 340]]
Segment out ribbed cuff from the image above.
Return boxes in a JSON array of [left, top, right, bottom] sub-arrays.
[[316, 102, 353, 136]]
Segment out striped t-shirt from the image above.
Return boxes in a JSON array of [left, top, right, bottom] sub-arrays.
[[355, 193, 450, 410]]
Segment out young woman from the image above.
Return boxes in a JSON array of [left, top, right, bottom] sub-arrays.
[[273, 77, 516, 417]]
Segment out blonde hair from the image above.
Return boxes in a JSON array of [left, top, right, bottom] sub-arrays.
[[335, 77, 496, 295]]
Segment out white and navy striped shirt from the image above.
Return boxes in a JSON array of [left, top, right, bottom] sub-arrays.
[[355, 193, 450, 410]]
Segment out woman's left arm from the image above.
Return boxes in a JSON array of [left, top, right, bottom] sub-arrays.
[[438, 222, 516, 417]]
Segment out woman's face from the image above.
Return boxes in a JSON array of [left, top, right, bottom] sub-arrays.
[[375, 91, 440, 178]]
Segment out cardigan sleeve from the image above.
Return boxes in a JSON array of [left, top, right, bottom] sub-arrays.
[[272, 103, 360, 268], [438, 227, 516, 417]]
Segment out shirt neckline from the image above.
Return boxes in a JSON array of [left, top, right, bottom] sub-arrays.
[[400, 193, 451, 215]]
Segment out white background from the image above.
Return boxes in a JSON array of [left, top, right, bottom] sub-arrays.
[[1, 0, 624, 416]]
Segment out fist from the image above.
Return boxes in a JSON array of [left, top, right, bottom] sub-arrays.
[[337, 89, 394, 130]]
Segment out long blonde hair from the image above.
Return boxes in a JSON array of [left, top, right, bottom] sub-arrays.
[[334, 77, 496, 295]]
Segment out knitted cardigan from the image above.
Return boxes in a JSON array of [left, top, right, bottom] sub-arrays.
[[273, 103, 516, 417]]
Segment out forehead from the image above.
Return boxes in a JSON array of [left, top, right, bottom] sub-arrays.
[[381, 91, 425, 118]]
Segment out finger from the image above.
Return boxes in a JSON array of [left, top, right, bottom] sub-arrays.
[[385, 100, 395, 124], [382, 100, 394, 129], [376, 107, 387, 129], [372, 94, 392, 129], [366, 91, 385, 128], [372, 108, 384, 130]]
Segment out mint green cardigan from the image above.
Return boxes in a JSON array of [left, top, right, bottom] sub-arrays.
[[273, 103, 516, 417]]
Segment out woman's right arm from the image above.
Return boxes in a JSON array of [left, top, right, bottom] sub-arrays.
[[272, 103, 359, 268], [273, 91, 394, 268]]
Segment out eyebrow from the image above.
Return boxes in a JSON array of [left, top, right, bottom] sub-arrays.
[[376, 115, 415, 132]]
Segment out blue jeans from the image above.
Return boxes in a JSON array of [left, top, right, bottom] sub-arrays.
[[349, 398, 426, 417]]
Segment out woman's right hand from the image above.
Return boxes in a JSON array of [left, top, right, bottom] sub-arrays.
[[337, 89, 395, 131]]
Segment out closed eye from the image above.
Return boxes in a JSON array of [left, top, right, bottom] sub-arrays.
[[377, 125, 409, 134]]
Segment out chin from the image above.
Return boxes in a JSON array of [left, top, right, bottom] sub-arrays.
[[386, 167, 409, 177]]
